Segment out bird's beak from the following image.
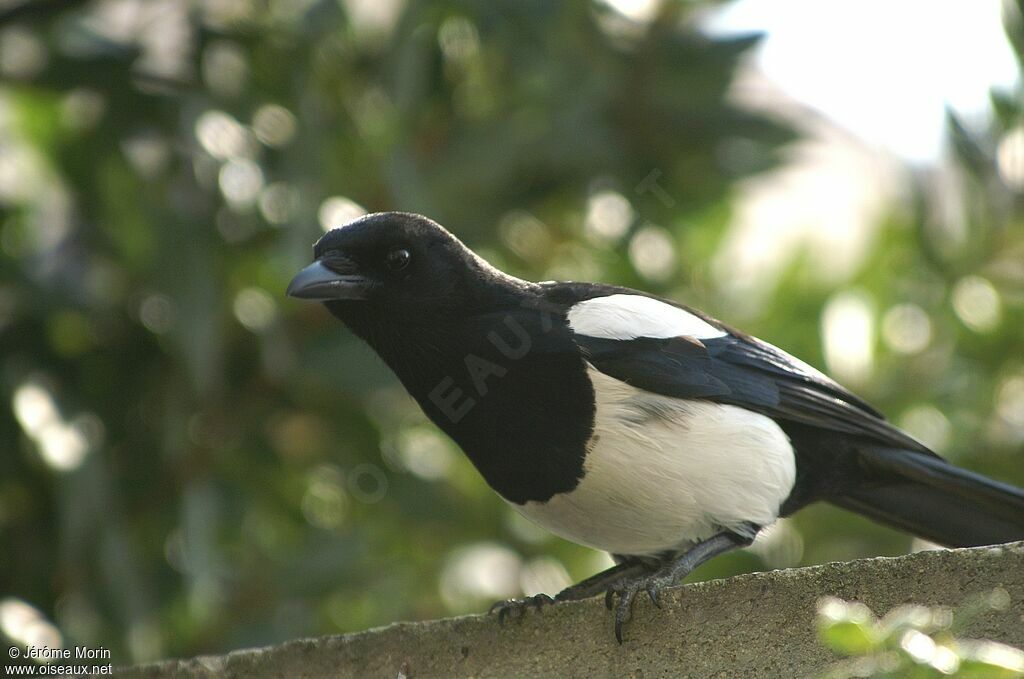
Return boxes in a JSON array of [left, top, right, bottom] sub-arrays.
[[286, 260, 374, 301]]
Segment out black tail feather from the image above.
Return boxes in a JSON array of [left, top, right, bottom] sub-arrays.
[[831, 447, 1024, 548]]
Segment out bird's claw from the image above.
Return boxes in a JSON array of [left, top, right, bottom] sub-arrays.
[[491, 572, 672, 642], [646, 584, 662, 609], [489, 593, 556, 624], [604, 575, 669, 643]]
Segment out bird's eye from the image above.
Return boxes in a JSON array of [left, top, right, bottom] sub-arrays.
[[386, 248, 411, 271]]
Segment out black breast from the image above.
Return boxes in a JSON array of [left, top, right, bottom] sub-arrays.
[[378, 306, 596, 504]]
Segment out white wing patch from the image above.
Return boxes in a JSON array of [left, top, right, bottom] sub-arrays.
[[513, 366, 795, 556], [566, 294, 727, 341]]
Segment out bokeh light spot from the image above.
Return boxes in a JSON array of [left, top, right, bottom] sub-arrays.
[[499, 211, 551, 262], [749, 517, 805, 568], [122, 131, 171, 179], [519, 556, 571, 597], [302, 466, 349, 530], [397, 426, 456, 481], [0, 598, 63, 659], [139, 294, 175, 334], [951, 275, 1001, 332], [233, 287, 277, 332], [195, 110, 252, 160], [996, 375, 1024, 428], [997, 126, 1024, 190], [11, 379, 88, 472], [900, 404, 952, 453], [584, 190, 633, 245], [0, 27, 47, 79], [822, 290, 875, 385], [202, 40, 250, 98], [439, 543, 521, 612], [252, 104, 297, 148], [60, 89, 106, 131], [628, 225, 676, 282], [12, 381, 58, 435], [503, 509, 553, 545], [258, 182, 299, 226], [318, 197, 366, 232], [881, 303, 932, 354], [347, 463, 388, 503], [219, 158, 264, 208], [438, 16, 480, 64]]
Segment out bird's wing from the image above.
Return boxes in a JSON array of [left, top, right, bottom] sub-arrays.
[[564, 292, 931, 454]]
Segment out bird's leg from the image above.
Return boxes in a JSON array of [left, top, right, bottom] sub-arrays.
[[553, 558, 656, 601], [605, 524, 760, 643], [489, 558, 655, 623]]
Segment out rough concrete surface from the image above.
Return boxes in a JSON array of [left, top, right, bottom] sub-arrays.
[[119, 542, 1024, 678]]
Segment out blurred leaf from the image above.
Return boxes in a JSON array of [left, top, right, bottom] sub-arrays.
[[822, 620, 878, 656]]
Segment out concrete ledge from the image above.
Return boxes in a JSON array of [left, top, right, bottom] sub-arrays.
[[120, 542, 1024, 678]]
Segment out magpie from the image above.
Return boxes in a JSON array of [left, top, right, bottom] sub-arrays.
[[287, 211, 1024, 642]]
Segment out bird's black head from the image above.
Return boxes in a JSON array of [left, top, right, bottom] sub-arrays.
[[287, 212, 532, 335]]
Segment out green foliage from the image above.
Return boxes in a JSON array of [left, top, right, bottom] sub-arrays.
[[818, 593, 1024, 678], [0, 0, 1022, 668]]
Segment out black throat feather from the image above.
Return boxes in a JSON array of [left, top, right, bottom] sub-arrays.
[[328, 297, 596, 504]]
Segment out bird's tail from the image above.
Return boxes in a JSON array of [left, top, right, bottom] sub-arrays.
[[830, 446, 1024, 548]]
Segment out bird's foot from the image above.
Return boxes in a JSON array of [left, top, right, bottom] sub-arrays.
[[604, 572, 673, 644], [600, 529, 757, 643], [488, 593, 557, 624]]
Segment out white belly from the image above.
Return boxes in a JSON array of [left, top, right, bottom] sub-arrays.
[[513, 366, 796, 556]]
